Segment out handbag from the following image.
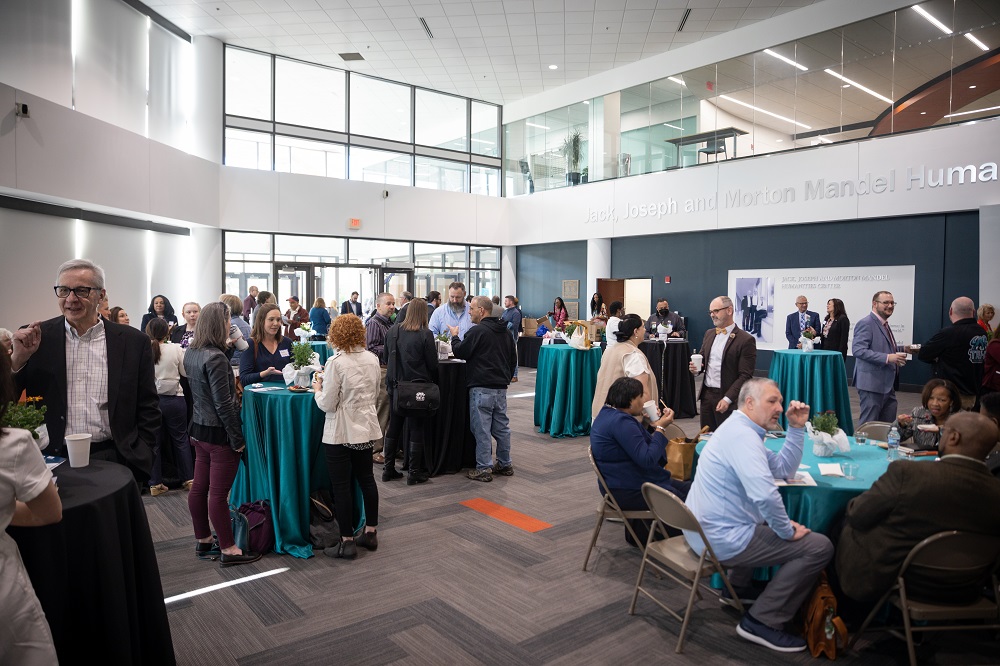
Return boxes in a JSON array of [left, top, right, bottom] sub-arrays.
[[230, 499, 275, 554], [801, 572, 848, 659], [393, 380, 441, 414]]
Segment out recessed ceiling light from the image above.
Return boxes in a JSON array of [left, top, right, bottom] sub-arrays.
[[776, 139, 783, 142], [920, 111, 926, 115], [583, 100, 590, 104], [718, 94, 811, 129], [825, 69, 892, 104], [525, 122, 550, 129], [548, 65, 558, 70], [842, 84, 851, 89], [763, 48, 808, 71], [912, 5, 951, 35], [667, 76, 686, 87], [969, 85, 977, 89], [965, 33, 989, 51]]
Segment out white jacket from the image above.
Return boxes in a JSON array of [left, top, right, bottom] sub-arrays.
[[313, 346, 382, 445], [154, 342, 186, 396]]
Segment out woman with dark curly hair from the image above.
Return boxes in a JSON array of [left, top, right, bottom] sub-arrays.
[[139, 294, 177, 333], [893, 378, 962, 451], [549, 297, 569, 329], [312, 314, 381, 560]]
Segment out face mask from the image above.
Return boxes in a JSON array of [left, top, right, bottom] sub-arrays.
[[657, 308, 669, 317]]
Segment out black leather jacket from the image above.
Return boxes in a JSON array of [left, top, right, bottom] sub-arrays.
[[183, 345, 245, 451]]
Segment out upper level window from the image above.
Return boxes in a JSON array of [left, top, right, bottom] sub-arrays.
[[225, 48, 271, 120], [275, 58, 346, 132], [350, 75, 411, 142]]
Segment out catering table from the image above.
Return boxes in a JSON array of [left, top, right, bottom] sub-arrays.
[[639, 339, 698, 419], [768, 349, 854, 435], [310, 341, 333, 365], [534, 344, 603, 438], [414, 359, 476, 475], [232, 385, 363, 558], [7, 461, 175, 665], [517, 335, 543, 368]]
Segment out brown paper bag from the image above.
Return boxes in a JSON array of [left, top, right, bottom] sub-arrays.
[[664, 426, 708, 481]]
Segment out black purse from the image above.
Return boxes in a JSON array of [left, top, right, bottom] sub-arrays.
[[388, 327, 440, 414]]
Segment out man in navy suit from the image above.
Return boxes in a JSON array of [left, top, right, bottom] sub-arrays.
[[784, 296, 820, 349], [852, 291, 912, 424], [340, 291, 362, 316]]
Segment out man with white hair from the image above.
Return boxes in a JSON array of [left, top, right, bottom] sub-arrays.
[[684, 378, 833, 653], [0, 328, 12, 354], [10, 259, 159, 481], [917, 296, 987, 408]]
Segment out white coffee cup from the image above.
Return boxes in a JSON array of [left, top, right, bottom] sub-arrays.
[[691, 353, 703, 372], [65, 434, 92, 468], [643, 400, 658, 421]]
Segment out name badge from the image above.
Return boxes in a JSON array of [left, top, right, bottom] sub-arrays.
[[279, 349, 290, 357]]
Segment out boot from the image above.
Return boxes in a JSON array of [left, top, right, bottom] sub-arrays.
[[381, 437, 403, 481], [407, 440, 429, 485]]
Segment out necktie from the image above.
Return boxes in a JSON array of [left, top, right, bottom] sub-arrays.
[[884, 321, 897, 351], [800, 313, 806, 331], [715, 327, 727, 335]]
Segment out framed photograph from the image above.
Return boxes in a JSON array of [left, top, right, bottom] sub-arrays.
[[566, 301, 580, 321], [562, 279, 579, 300]]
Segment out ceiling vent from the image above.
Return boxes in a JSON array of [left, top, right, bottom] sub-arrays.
[[339, 52, 365, 62]]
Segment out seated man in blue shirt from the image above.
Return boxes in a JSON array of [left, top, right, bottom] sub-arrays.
[[591, 376, 688, 546], [684, 378, 833, 653]]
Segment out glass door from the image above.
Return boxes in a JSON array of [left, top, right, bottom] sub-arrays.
[[275, 264, 311, 311], [379, 267, 413, 307]]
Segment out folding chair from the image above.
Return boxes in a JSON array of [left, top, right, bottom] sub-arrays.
[[848, 530, 1000, 666], [855, 421, 892, 442], [582, 448, 654, 571], [628, 482, 745, 653]]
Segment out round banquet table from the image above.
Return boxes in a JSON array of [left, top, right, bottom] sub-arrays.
[[638, 339, 698, 419], [534, 344, 603, 438], [6, 461, 175, 665], [232, 386, 363, 558], [768, 350, 854, 435], [309, 341, 333, 365], [418, 359, 476, 475], [517, 335, 543, 368]]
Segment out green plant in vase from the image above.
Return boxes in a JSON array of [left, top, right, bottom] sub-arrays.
[[291, 341, 314, 369], [1, 397, 47, 436], [811, 410, 839, 436]]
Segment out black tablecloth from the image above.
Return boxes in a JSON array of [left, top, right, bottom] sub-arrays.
[[407, 360, 476, 475], [7, 461, 175, 665], [638, 340, 698, 419], [517, 336, 543, 368]]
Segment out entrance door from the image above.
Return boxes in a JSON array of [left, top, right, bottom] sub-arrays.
[[275, 264, 312, 311], [379, 266, 413, 307]]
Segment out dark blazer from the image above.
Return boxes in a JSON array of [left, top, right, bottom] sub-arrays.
[[14, 316, 159, 479], [385, 326, 438, 394], [341, 300, 362, 316], [697, 325, 757, 404], [836, 457, 1000, 603], [819, 314, 850, 359], [784, 310, 821, 348]]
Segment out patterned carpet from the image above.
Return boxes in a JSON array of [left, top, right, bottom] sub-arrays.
[[144, 370, 999, 665]]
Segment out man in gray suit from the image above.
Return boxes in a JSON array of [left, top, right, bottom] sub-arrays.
[[836, 411, 1000, 605], [852, 291, 912, 424]]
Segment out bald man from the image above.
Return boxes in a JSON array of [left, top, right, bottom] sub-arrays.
[[836, 412, 1000, 605], [917, 297, 987, 408]]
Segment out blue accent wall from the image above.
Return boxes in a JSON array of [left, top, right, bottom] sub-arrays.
[[515, 240, 588, 321]]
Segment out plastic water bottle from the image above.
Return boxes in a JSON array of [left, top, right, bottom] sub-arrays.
[[887, 426, 900, 461]]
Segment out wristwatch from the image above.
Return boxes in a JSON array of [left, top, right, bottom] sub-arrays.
[[655, 425, 667, 434]]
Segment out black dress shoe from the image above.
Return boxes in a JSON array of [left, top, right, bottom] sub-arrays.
[[381, 467, 403, 482], [406, 471, 429, 485], [195, 539, 221, 561], [219, 551, 262, 567], [356, 530, 378, 551]]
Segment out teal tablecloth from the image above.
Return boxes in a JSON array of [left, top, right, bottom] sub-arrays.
[[310, 342, 333, 366], [231, 386, 363, 558], [768, 350, 854, 435], [534, 344, 603, 438]]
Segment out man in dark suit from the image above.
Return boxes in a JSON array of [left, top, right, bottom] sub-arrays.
[[690, 296, 757, 430], [341, 291, 362, 316], [11, 259, 159, 482], [784, 295, 820, 349], [852, 291, 915, 424], [836, 411, 1000, 606]]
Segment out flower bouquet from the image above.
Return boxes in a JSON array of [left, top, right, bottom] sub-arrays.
[[2, 397, 49, 450], [294, 321, 313, 343], [806, 410, 850, 457], [799, 329, 816, 352], [435, 332, 452, 360]]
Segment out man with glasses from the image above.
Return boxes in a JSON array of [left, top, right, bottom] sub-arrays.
[[784, 296, 819, 349], [690, 296, 757, 430], [852, 291, 912, 424], [10, 259, 159, 482]]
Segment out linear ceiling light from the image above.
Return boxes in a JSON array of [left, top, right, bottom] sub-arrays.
[[824, 69, 893, 104], [667, 76, 685, 86], [763, 48, 808, 71], [662, 123, 684, 130], [912, 5, 951, 35], [718, 94, 811, 129], [525, 122, 550, 129], [944, 104, 1000, 118], [965, 33, 989, 51]]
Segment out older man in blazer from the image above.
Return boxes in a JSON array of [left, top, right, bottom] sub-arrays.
[[836, 412, 1000, 606], [11, 259, 159, 482], [784, 295, 820, 349], [852, 290, 912, 424], [690, 296, 757, 430]]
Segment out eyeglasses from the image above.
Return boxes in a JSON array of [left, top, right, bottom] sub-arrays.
[[709, 306, 731, 315], [54, 286, 100, 299], [877, 300, 897, 306]]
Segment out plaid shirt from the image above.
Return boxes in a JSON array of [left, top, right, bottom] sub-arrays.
[[64, 318, 112, 441]]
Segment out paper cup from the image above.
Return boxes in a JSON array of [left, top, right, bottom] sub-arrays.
[[65, 434, 92, 468], [691, 353, 703, 372], [643, 400, 658, 421]]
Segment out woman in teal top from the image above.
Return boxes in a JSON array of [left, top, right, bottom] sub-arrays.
[[309, 297, 332, 340]]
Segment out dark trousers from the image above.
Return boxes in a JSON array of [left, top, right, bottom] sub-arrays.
[[188, 437, 242, 549], [700, 386, 734, 431], [151, 394, 193, 485], [614, 481, 690, 544], [325, 445, 379, 538], [384, 407, 427, 471]]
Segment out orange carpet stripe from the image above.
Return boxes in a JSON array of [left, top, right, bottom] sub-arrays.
[[460, 498, 552, 533]]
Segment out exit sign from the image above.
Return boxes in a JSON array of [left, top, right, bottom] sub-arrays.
[[348, 218, 361, 230]]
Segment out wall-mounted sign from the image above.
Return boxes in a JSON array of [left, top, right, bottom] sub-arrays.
[[348, 218, 361, 230]]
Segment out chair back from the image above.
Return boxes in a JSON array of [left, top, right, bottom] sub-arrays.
[[899, 531, 1000, 604], [856, 421, 892, 441], [589, 448, 618, 504], [641, 482, 700, 533], [703, 138, 725, 153]]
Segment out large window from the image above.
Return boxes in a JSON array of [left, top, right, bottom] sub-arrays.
[[416, 90, 467, 151], [471, 101, 500, 158], [350, 75, 411, 142], [275, 58, 346, 132], [274, 136, 345, 179], [414, 156, 467, 193], [349, 147, 411, 186], [224, 128, 271, 170], [225, 48, 271, 120]]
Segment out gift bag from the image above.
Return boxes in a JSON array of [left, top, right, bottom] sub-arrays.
[[567, 321, 592, 350], [663, 426, 707, 481]]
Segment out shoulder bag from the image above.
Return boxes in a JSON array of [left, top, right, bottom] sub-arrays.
[[389, 328, 440, 414]]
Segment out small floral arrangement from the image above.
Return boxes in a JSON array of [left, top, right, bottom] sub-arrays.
[[2, 397, 47, 437], [801, 329, 816, 340], [298, 321, 312, 332], [291, 341, 315, 369], [811, 410, 839, 436], [435, 332, 450, 343]]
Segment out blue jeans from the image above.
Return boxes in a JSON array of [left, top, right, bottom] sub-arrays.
[[469, 387, 511, 471]]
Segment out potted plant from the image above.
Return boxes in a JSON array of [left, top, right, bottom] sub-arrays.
[[581, 166, 589, 184], [293, 321, 313, 343], [560, 128, 583, 186], [1, 396, 49, 450], [435, 332, 452, 360], [290, 341, 317, 387], [806, 410, 850, 457], [799, 329, 816, 352]]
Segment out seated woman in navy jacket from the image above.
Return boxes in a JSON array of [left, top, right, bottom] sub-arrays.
[[590, 376, 690, 545], [240, 303, 293, 385]]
